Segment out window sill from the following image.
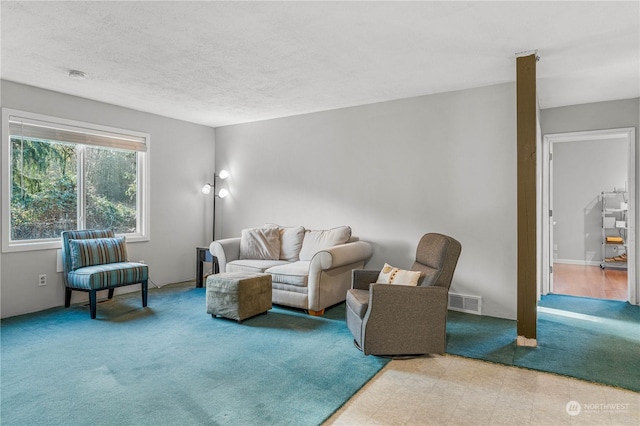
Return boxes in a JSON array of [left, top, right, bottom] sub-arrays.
[[2, 233, 149, 253]]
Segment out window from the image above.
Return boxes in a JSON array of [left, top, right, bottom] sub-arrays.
[[2, 109, 149, 252]]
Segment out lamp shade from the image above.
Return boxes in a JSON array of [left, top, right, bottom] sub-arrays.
[[201, 183, 212, 194], [217, 169, 230, 180], [218, 188, 229, 198]]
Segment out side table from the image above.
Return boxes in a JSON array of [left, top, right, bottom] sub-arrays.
[[196, 247, 219, 288]]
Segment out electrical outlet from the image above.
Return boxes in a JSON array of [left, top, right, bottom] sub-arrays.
[[38, 274, 47, 287], [138, 260, 145, 264]]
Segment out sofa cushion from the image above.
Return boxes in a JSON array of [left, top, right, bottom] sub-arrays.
[[239, 228, 281, 260], [376, 263, 421, 286], [227, 259, 288, 274], [298, 226, 352, 261], [265, 224, 305, 262], [266, 261, 310, 287], [68, 237, 128, 271]]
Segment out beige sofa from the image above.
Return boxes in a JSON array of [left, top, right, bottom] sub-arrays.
[[210, 225, 372, 315]]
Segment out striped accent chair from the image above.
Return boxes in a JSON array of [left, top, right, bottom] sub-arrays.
[[61, 229, 148, 319]]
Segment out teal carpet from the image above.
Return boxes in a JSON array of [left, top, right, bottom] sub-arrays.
[[1, 283, 389, 426], [446, 294, 640, 392]]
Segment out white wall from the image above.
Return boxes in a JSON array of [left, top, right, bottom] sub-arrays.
[[215, 83, 518, 319], [0, 81, 216, 318], [541, 98, 640, 297], [553, 138, 628, 263]]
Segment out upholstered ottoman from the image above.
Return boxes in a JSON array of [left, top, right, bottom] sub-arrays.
[[206, 272, 272, 322]]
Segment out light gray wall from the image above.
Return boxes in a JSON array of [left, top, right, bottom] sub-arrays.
[[215, 83, 518, 319], [553, 138, 628, 263], [541, 98, 640, 292], [0, 81, 216, 318]]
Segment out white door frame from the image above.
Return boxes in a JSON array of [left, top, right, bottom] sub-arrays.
[[541, 128, 637, 304]]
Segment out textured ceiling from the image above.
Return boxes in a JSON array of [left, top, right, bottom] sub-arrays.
[[1, 1, 638, 127]]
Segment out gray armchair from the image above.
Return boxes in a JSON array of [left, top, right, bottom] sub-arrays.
[[346, 233, 462, 356]]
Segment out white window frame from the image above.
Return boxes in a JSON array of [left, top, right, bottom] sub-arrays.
[[1, 108, 150, 252]]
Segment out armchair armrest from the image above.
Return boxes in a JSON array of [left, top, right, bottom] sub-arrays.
[[352, 269, 380, 290], [209, 237, 241, 273], [362, 284, 449, 355], [367, 284, 448, 315]]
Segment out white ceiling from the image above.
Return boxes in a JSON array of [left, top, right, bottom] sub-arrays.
[[1, 1, 638, 127]]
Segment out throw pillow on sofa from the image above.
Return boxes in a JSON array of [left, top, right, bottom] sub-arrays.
[[239, 227, 281, 260], [264, 224, 305, 262], [298, 226, 352, 261]]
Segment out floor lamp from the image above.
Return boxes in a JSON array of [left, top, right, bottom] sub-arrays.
[[202, 170, 229, 274]]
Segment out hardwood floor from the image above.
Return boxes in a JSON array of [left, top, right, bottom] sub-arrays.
[[552, 263, 627, 300]]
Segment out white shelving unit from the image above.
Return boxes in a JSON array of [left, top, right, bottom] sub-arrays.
[[601, 190, 628, 270]]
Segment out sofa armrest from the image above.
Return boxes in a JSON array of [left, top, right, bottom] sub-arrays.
[[309, 241, 373, 271], [209, 237, 241, 273], [305, 240, 372, 312], [352, 269, 380, 290]]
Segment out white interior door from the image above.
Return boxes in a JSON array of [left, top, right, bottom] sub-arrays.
[[549, 142, 554, 293], [540, 133, 554, 295], [541, 128, 637, 304]]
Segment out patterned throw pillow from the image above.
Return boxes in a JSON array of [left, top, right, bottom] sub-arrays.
[[68, 237, 128, 270], [376, 263, 421, 286]]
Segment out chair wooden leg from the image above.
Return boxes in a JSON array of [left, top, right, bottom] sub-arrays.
[[308, 309, 325, 316], [141, 280, 148, 307], [89, 290, 97, 319], [64, 288, 72, 308], [107, 288, 115, 299]]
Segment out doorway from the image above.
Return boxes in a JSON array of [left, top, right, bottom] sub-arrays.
[[541, 128, 637, 303]]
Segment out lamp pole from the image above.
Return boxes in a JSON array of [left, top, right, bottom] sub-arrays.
[[211, 170, 229, 274], [212, 189, 217, 242], [204, 169, 229, 243]]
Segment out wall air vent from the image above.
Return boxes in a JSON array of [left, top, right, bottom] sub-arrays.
[[448, 293, 482, 315]]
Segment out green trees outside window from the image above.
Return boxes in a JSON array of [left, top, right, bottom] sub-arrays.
[[11, 137, 137, 241], [85, 146, 137, 233]]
